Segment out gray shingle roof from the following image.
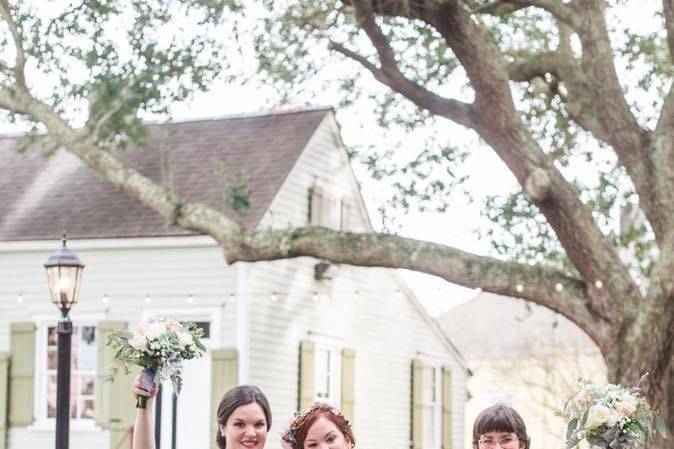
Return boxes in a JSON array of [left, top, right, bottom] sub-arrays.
[[0, 108, 330, 241], [436, 292, 599, 359]]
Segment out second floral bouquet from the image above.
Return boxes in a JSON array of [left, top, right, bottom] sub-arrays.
[[107, 317, 206, 408]]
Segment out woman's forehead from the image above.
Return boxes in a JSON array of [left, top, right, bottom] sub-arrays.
[[307, 415, 339, 435]]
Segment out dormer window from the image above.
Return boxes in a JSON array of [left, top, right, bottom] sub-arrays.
[[308, 184, 348, 230]]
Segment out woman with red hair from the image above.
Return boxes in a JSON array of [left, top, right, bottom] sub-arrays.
[[281, 403, 355, 449]]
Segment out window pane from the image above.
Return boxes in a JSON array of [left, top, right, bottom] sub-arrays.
[[422, 405, 435, 448], [81, 375, 95, 395], [81, 399, 95, 419], [76, 327, 96, 371], [422, 367, 435, 403], [47, 327, 57, 346], [47, 350, 57, 370], [315, 348, 330, 399]]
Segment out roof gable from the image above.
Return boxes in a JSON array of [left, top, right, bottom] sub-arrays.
[[0, 108, 330, 241]]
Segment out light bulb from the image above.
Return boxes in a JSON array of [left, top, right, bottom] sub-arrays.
[[17, 293, 23, 303], [354, 290, 359, 300], [145, 294, 152, 304], [228, 293, 235, 303], [312, 292, 319, 302], [187, 294, 194, 304], [271, 292, 278, 302], [102, 294, 109, 304], [516, 284, 524, 293], [555, 283, 563, 292], [595, 280, 603, 289]]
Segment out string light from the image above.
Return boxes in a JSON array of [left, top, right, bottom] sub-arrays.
[[312, 292, 319, 303], [475, 287, 482, 293], [395, 289, 401, 298], [516, 284, 524, 293], [187, 294, 194, 304], [555, 283, 564, 292], [271, 292, 278, 302], [17, 293, 23, 303], [228, 293, 236, 303], [102, 294, 109, 305], [354, 290, 359, 300], [145, 294, 152, 304], [595, 280, 603, 289], [634, 278, 641, 286]]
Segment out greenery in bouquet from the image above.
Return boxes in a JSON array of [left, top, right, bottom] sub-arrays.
[[560, 378, 667, 449], [106, 317, 206, 408]]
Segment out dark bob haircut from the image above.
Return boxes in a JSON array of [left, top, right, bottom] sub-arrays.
[[472, 405, 530, 449], [215, 385, 272, 449]]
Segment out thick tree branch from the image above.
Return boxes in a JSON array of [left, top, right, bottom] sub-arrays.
[[328, 41, 476, 128], [1, 80, 609, 343], [474, 0, 580, 28], [555, 0, 672, 243], [0, 0, 26, 88], [0, 86, 27, 114], [664, 0, 674, 60]]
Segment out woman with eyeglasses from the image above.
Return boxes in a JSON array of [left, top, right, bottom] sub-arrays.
[[472, 405, 531, 449]]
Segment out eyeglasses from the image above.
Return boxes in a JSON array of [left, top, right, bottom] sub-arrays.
[[477, 435, 518, 449]]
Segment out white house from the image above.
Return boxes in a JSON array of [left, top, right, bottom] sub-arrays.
[[0, 107, 467, 449]]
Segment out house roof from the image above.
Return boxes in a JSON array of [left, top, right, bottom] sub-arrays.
[[436, 292, 599, 359], [0, 107, 330, 241]]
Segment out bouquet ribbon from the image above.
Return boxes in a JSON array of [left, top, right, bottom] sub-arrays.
[[137, 368, 156, 409]]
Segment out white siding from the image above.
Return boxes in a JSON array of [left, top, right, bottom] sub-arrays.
[[250, 115, 466, 449], [0, 238, 237, 449]]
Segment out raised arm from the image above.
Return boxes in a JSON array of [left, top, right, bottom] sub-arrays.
[[132, 372, 158, 449]]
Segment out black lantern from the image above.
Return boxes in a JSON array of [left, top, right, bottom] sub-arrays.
[[44, 233, 84, 449], [44, 234, 85, 316]]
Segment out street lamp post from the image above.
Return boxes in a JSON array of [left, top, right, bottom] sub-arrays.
[[44, 234, 85, 449]]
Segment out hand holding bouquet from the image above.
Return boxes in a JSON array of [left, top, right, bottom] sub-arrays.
[[106, 317, 206, 408], [561, 378, 667, 449]]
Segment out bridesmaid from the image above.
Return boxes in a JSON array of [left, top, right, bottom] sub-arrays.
[[132, 374, 272, 449], [282, 403, 355, 449]]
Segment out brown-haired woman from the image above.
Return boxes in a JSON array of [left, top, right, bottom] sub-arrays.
[[472, 405, 531, 449], [132, 375, 272, 449], [281, 403, 355, 449]]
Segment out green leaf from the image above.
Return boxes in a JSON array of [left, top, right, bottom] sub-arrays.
[[193, 337, 206, 352], [566, 417, 578, 441], [654, 416, 668, 439]]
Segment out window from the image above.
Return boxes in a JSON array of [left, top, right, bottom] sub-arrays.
[[421, 364, 442, 449], [313, 339, 342, 408], [39, 323, 97, 425], [308, 185, 346, 231]]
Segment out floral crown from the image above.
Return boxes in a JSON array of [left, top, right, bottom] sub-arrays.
[[281, 404, 351, 448]]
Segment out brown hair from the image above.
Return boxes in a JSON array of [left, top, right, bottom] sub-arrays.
[[472, 405, 530, 449], [291, 403, 355, 449], [215, 385, 272, 449]]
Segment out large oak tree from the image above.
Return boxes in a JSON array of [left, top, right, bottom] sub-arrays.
[[0, 0, 671, 446]]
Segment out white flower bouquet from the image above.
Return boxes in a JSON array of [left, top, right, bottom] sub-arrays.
[[106, 317, 206, 408], [561, 378, 667, 449]]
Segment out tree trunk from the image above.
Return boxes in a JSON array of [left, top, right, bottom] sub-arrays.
[[607, 342, 673, 449]]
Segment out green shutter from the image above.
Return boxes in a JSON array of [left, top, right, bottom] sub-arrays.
[[299, 340, 315, 410], [341, 348, 355, 424], [96, 321, 136, 449], [0, 352, 9, 449], [411, 359, 424, 449], [309, 186, 323, 226], [9, 322, 36, 427], [211, 348, 238, 449], [442, 366, 453, 449]]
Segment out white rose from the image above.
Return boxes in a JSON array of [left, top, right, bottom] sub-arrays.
[[178, 331, 194, 348], [585, 405, 612, 429], [128, 333, 148, 351], [144, 322, 167, 341]]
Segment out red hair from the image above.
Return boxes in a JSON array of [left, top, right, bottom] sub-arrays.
[[291, 404, 354, 449]]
